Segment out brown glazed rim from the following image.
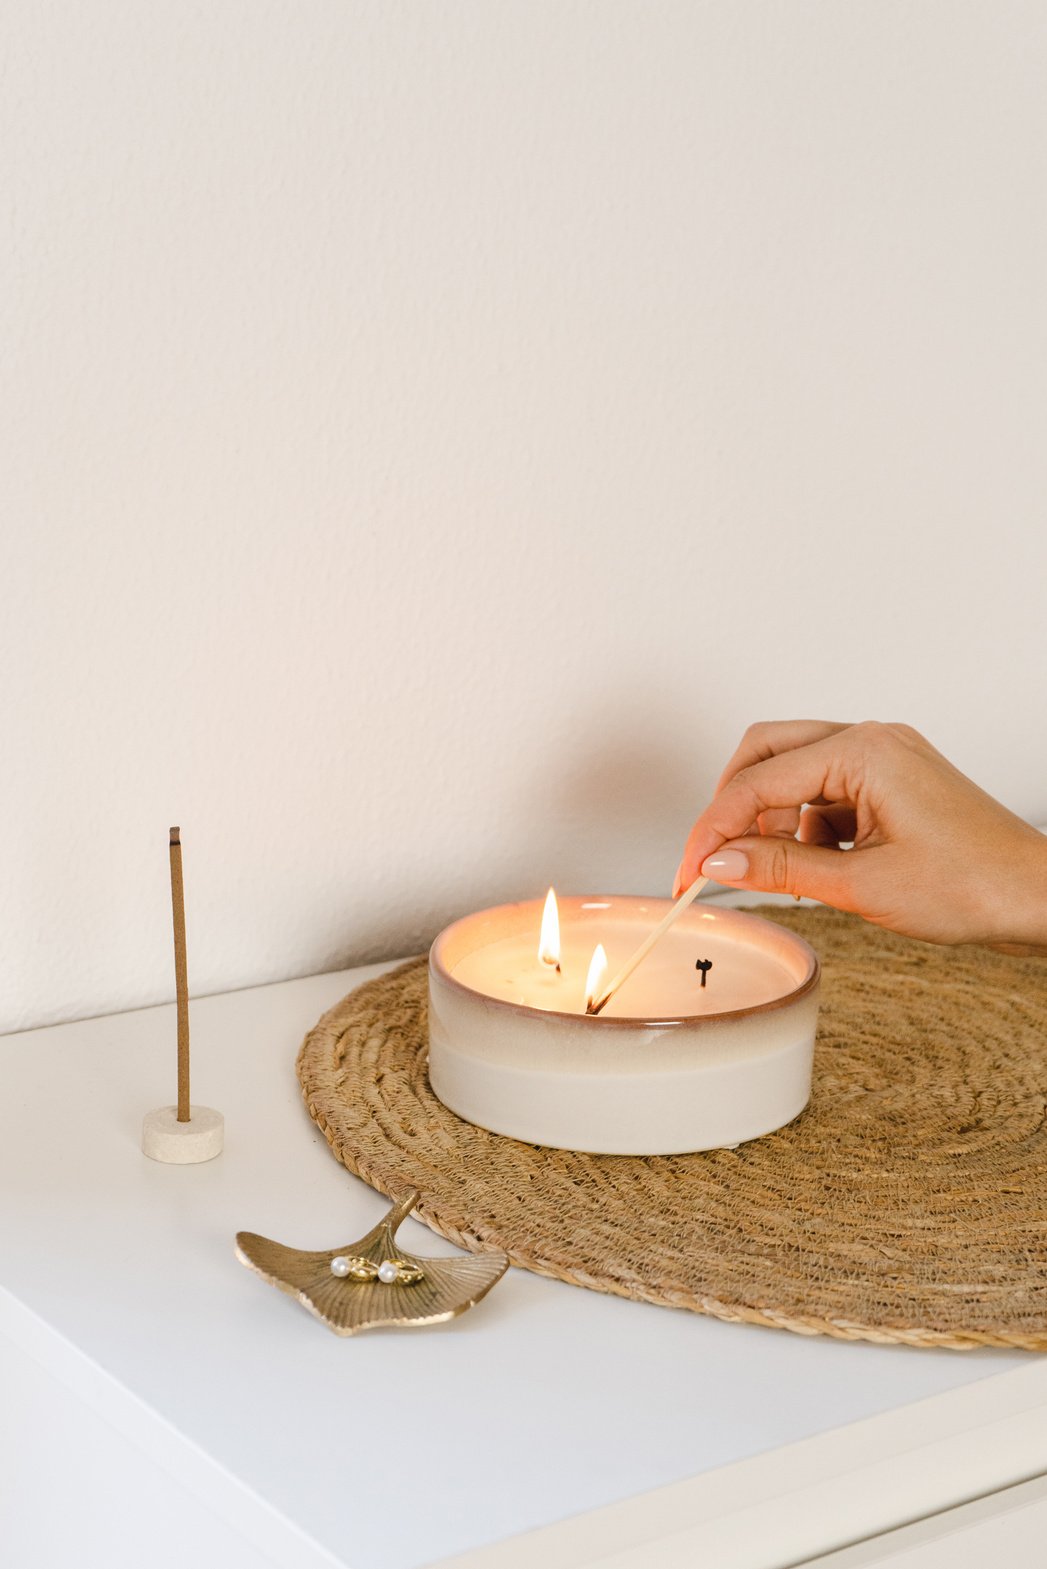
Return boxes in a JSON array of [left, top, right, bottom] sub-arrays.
[[428, 895, 821, 1028]]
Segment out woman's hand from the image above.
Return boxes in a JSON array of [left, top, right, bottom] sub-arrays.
[[673, 720, 1047, 950]]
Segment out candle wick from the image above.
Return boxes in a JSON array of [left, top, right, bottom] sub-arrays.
[[695, 958, 713, 989]]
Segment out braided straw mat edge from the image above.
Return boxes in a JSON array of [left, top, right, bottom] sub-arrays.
[[297, 907, 1047, 1350]]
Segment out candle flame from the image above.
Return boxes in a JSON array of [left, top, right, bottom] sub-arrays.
[[584, 943, 608, 1014], [538, 887, 561, 970]]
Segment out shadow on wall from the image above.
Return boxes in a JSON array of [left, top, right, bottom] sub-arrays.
[[543, 700, 715, 894], [321, 701, 719, 973]]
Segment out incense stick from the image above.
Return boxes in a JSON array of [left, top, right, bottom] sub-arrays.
[[169, 827, 191, 1122], [587, 876, 710, 1016], [142, 825, 223, 1164]]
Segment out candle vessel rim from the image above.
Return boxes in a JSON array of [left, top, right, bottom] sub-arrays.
[[429, 895, 820, 1028]]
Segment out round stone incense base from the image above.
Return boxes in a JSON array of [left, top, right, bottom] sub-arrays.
[[142, 1105, 224, 1164], [297, 907, 1047, 1351]]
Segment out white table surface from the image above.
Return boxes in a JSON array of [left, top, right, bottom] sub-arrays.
[[3, 927, 1047, 1569]]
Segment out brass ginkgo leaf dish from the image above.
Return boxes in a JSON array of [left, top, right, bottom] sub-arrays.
[[235, 1189, 509, 1335]]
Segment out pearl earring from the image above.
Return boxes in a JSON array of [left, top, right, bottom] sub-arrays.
[[329, 1254, 424, 1285]]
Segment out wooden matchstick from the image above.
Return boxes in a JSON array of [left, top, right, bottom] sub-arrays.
[[587, 876, 710, 1016], [169, 826, 191, 1122]]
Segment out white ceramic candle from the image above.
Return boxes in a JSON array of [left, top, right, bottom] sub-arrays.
[[428, 895, 820, 1155]]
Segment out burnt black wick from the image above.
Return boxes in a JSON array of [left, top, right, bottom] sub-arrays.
[[695, 959, 713, 988]]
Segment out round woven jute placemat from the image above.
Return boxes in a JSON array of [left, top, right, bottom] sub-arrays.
[[297, 907, 1047, 1350]]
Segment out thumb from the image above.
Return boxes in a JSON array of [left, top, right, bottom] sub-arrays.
[[701, 836, 858, 907]]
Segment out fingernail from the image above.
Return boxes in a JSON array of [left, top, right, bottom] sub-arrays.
[[671, 861, 683, 899], [701, 849, 749, 882]]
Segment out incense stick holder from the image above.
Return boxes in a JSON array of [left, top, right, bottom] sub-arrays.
[[142, 1104, 224, 1164], [429, 898, 820, 1155]]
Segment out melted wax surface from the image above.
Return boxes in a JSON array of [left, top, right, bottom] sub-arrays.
[[451, 917, 797, 1019]]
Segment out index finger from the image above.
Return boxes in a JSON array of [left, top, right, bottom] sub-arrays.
[[715, 719, 851, 795], [680, 732, 859, 887]]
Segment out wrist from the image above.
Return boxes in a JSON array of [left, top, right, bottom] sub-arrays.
[[984, 827, 1047, 955]]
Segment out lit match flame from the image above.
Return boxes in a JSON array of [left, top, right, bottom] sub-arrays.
[[584, 943, 608, 1014], [538, 887, 561, 971]]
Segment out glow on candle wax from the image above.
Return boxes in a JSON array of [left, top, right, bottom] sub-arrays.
[[448, 898, 799, 1018]]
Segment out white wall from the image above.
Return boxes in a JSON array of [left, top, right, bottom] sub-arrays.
[[4, 1, 1046, 1034]]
